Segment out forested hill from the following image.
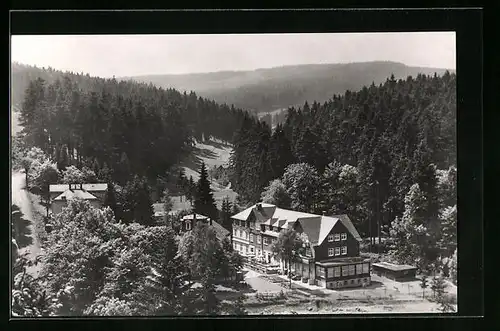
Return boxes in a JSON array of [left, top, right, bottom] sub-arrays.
[[13, 62, 248, 187], [231, 71, 456, 252], [124, 61, 453, 113]]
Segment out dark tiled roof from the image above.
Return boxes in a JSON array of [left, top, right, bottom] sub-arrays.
[[296, 216, 322, 245], [231, 204, 363, 246], [211, 220, 230, 242], [332, 214, 362, 242], [372, 262, 417, 271]]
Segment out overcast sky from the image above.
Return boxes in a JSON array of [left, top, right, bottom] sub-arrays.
[[11, 32, 455, 77]]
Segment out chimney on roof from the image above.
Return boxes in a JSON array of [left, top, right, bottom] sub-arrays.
[[256, 203, 262, 211], [322, 211, 326, 216]]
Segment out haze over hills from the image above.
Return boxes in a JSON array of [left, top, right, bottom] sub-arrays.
[[123, 61, 454, 113]]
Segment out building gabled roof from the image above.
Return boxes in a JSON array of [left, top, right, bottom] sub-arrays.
[[182, 213, 209, 221], [231, 207, 253, 221], [54, 190, 98, 201], [231, 203, 276, 221], [49, 183, 108, 193], [295, 216, 323, 245], [231, 204, 363, 246], [276, 219, 287, 229], [317, 216, 340, 245], [332, 214, 362, 242], [211, 220, 231, 242]]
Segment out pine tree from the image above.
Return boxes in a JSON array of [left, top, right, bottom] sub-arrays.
[[122, 176, 154, 226], [268, 124, 294, 179], [420, 275, 429, 299], [161, 188, 174, 215], [57, 145, 69, 171], [104, 182, 118, 220], [187, 175, 195, 203], [193, 162, 218, 220], [219, 197, 233, 232], [231, 201, 239, 216]]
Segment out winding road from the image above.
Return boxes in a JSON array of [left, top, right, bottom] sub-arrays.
[[12, 170, 42, 277]]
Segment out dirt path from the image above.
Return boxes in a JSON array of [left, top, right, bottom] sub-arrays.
[[12, 170, 42, 277]]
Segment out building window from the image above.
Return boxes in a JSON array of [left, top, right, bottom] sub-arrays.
[[334, 267, 341, 277], [257, 249, 261, 256], [316, 266, 325, 278], [363, 263, 370, 274], [335, 247, 341, 256], [233, 242, 237, 250], [272, 238, 277, 244], [305, 248, 311, 256], [327, 267, 334, 278], [328, 234, 334, 242], [349, 265, 355, 276], [341, 246, 347, 255], [250, 246, 254, 253], [342, 266, 349, 276], [257, 236, 261, 244], [350, 279, 354, 285], [328, 248, 334, 257], [334, 233, 340, 241], [263, 237, 269, 245], [356, 264, 363, 275], [338, 281, 343, 288], [341, 233, 347, 240], [250, 234, 254, 242], [233, 228, 236, 236], [186, 221, 192, 231]]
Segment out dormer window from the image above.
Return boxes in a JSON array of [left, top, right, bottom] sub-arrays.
[[186, 220, 192, 231], [328, 234, 334, 242], [341, 233, 347, 240], [334, 234, 340, 241]]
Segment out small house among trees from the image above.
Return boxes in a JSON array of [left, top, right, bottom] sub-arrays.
[[180, 213, 230, 242], [49, 183, 108, 215]]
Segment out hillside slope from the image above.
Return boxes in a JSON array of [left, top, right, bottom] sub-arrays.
[[124, 61, 454, 113], [158, 138, 237, 214]]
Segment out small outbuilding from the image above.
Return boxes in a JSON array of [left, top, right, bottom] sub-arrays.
[[372, 262, 417, 281]]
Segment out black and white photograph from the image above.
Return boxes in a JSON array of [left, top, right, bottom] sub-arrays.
[[11, 30, 458, 316]]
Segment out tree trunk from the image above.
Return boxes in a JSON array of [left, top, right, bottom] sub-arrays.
[[289, 259, 292, 289], [24, 167, 29, 189]]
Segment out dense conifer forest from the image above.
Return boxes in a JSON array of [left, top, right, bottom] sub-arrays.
[[14, 63, 248, 188]]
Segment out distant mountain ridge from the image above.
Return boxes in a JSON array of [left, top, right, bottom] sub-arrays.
[[123, 61, 454, 113]]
